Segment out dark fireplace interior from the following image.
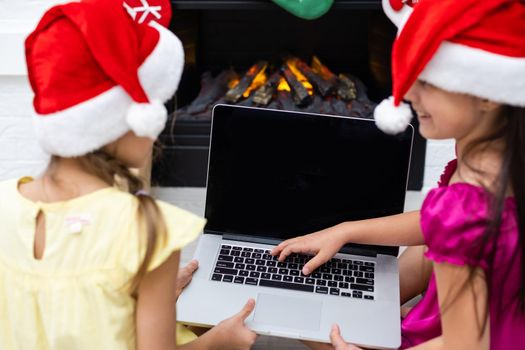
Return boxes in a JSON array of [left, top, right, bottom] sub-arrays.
[[153, 0, 426, 190]]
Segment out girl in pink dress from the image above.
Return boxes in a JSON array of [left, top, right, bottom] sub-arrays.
[[272, 0, 525, 349]]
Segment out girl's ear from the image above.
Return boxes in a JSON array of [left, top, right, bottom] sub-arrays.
[[480, 99, 502, 114]]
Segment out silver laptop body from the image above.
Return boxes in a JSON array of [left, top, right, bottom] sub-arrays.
[[178, 105, 414, 349]]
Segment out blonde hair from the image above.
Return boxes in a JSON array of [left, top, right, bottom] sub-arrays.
[[61, 150, 168, 295]]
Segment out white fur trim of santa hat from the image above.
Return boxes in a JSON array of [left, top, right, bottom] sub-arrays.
[[419, 41, 525, 108], [33, 22, 184, 157]]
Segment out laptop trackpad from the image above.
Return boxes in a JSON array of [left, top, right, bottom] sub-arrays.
[[253, 293, 322, 331]]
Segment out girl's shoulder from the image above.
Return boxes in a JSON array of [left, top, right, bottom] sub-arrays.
[[421, 184, 515, 268]]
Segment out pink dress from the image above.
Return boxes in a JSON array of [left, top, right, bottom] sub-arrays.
[[400, 160, 525, 349]]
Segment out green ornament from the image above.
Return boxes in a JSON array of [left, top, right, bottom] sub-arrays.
[[271, 0, 335, 20]]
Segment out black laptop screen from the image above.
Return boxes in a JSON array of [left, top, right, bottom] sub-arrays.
[[204, 105, 413, 250]]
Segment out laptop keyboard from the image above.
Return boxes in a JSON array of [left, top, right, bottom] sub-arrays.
[[211, 244, 375, 300]]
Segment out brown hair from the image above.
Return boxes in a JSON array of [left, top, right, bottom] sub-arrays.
[[72, 150, 167, 295], [441, 105, 525, 336]]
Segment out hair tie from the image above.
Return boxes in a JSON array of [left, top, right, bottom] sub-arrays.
[[135, 190, 149, 196]]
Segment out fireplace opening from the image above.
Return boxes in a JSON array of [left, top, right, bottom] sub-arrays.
[[153, 2, 427, 189]]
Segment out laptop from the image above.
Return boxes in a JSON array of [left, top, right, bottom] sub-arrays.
[[178, 104, 413, 349]]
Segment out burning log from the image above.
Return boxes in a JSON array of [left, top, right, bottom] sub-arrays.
[[296, 59, 335, 97], [282, 65, 312, 107], [337, 74, 357, 102], [253, 73, 281, 106], [225, 61, 268, 103], [186, 69, 238, 115]]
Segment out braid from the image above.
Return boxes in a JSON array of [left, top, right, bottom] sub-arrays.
[[78, 150, 167, 295]]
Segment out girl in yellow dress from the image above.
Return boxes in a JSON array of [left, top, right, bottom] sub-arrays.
[[0, 0, 256, 348]]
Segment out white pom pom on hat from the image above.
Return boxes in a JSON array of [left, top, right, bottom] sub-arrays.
[[25, 0, 184, 157], [376, 0, 525, 135], [126, 100, 168, 139], [374, 97, 413, 135]]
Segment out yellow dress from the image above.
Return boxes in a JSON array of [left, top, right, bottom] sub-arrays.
[[0, 178, 204, 349]]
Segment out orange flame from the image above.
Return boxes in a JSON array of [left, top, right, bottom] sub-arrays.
[[286, 58, 314, 95], [311, 56, 335, 80], [228, 78, 240, 89], [243, 65, 268, 98], [277, 77, 291, 92]]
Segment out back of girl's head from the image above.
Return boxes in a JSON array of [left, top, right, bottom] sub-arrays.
[[376, 0, 525, 319], [25, 0, 184, 292]]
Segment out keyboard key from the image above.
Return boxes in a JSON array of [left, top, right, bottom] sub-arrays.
[[290, 270, 300, 276], [260, 279, 315, 292], [214, 268, 237, 275], [272, 274, 282, 281], [338, 263, 347, 269], [241, 251, 251, 257], [339, 282, 349, 289], [365, 272, 375, 279], [279, 268, 289, 275], [323, 274, 333, 280], [243, 247, 253, 252], [332, 258, 341, 263], [353, 271, 364, 278], [254, 249, 264, 253], [283, 276, 293, 282], [256, 266, 267, 272], [351, 284, 374, 292], [306, 278, 315, 285], [234, 257, 244, 263], [261, 273, 271, 279], [330, 288, 340, 296], [216, 262, 234, 268], [364, 295, 374, 300], [245, 278, 258, 286], [221, 245, 232, 249], [288, 263, 298, 269], [268, 267, 278, 274], [320, 267, 330, 273], [316, 280, 327, 286], [356, 278, 374, 286], [246, 265, 256, 271], [239, 270, 249, 276], [219, 249, 230, 255], [245, 258, 255, 264], [232, 246, 242, 251], [234, 276, 244, 284], [230, 250, 241, 257], [256, 259, 265, 266], [212, 274, 222, 281], [277, 262, 287, 268], [223, 275, 233, 282], [253, 253, 262, 259], [334, 275, 344, 281], [341, 292, 352, 297], [294, 277, 304, 283], [352, 291, 363, 298], [263, 254, 272, 260], [250, 272, 260, 278], [328, 281, 338, 287], [315, 286, 329, 294], [332, 268, 342, 275], [365, 262, 375, 266], [345, 276, 355, 283], [235, 263, 245, 270], [359, 266, 374, 272], [312, 272, 322, 279], [354, 260, 363, 265], [266, 261, 277, 267]]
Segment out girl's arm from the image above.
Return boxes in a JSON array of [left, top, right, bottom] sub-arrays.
[[330, 262, 490, 350], [136, 252, 257, 350], [136, 251, 180, 350], [272, 210, 424, 275]]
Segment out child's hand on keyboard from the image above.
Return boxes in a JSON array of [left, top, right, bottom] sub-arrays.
[[271, 224, 348, 275], [330, 324, 364, 350]]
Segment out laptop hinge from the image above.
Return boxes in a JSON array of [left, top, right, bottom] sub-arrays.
[[339, 246, 378, 258], [222, 233, 284, 247]]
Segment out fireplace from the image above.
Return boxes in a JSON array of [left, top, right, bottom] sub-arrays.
[[152, 0, 427, 189]]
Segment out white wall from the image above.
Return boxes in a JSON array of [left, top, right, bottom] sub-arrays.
[[0, 0, 455, 188]]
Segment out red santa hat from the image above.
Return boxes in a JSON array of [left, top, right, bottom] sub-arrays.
[[25, 0, 184, 157], [374, 0, 525, 134]]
